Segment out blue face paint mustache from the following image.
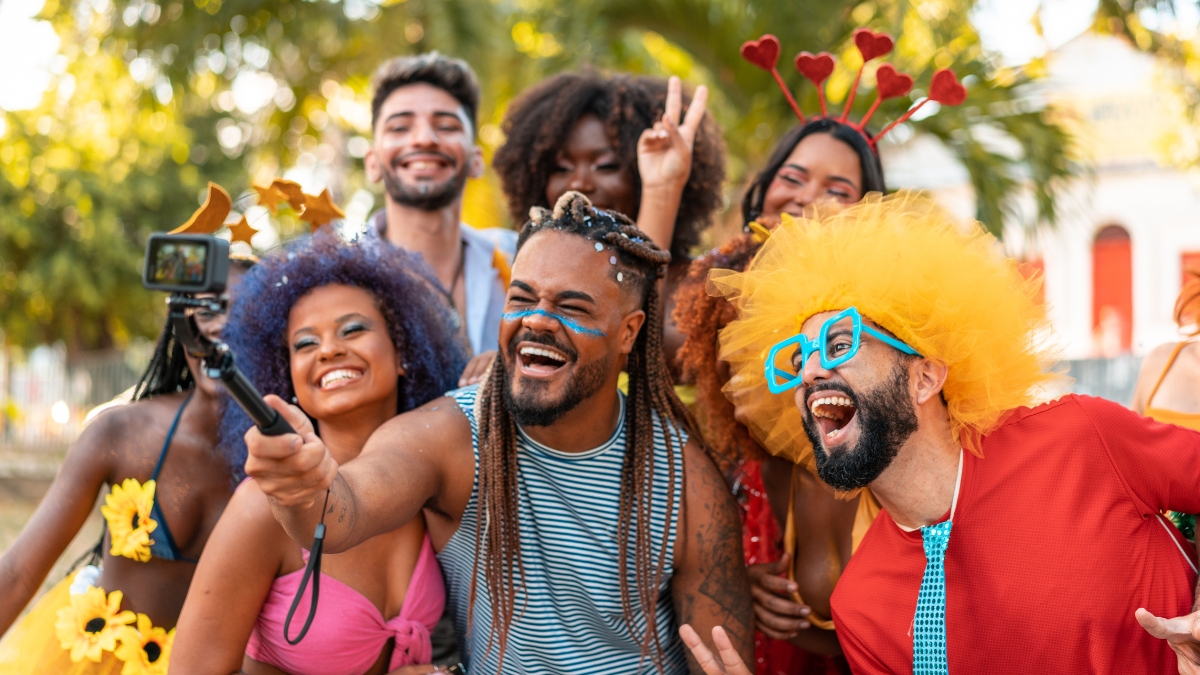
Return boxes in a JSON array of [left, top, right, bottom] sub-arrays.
[[500, 309, 608, 337]]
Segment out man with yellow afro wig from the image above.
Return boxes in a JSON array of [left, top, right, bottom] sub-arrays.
[[679, 193, 1200, 675]]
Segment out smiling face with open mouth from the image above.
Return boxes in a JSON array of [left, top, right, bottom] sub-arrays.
[[794, 310, 919, 491], [287, 284, 404, 425], [499, 230, 642, 428], [367, 83, 483, 211]]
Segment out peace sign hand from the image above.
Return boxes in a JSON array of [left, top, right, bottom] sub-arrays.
[[1137, 608, 1200, 673], [679, 624, 753, 675], [637, 76, 709, 194]]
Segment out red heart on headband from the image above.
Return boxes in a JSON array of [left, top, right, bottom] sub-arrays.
[[794, 51, 835, 85], [929, 68, 967, 106], [741, 35, 781, 71], [875, 64, 913, 99], [853, 29, 894, 62]]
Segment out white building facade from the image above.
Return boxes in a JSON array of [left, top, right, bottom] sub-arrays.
[[882, 33, 1200, 361]]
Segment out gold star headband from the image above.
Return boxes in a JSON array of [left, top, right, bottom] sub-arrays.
[[253, 178, 345, 230]]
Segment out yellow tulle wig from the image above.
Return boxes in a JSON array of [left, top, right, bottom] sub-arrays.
[[710, 191, 1064, 466]]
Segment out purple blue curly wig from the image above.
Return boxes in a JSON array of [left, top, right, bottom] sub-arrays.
[[218, 230, 468, 477]]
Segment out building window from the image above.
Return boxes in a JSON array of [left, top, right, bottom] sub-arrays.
[[1092, 224, 1132, 356]]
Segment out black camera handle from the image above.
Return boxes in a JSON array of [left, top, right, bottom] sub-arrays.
[[167, 295, 294, 436], [167, 294, 327, 643]]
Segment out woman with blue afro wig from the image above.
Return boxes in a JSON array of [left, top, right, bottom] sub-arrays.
[[216, 229, 468, 473], [173, 228, 468, 674]]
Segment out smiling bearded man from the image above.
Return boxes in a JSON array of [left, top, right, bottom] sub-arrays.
[[364, 53, 514, 378], [677, 193, 1200, 675], [242, 192, 752, 675]]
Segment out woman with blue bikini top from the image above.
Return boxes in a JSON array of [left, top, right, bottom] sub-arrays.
[[0, 259, 253, 675]]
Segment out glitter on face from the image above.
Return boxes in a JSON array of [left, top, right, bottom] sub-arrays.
[[594, 242, 604, 252], [501, 308, 608, 337]]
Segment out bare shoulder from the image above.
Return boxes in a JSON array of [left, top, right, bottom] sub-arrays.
[[1141, 342, 1181, 378], [678, 437, 738, 555], [64, 394, 181, 475], [366, 395, 475, 459], [218, 478, 292, 546], [682, 438, 728, 499], [1133, 342, 1184, 411]]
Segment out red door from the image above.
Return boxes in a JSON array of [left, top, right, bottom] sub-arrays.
[[1092, 225, 1132, 355]]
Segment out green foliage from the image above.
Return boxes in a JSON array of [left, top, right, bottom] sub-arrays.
[[0, 0, 1080, 349]]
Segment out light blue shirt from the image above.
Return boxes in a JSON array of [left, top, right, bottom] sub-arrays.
[[370, 211, 516, 355]]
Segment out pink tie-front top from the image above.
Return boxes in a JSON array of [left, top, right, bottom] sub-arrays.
[[245, 534, 444, 675]]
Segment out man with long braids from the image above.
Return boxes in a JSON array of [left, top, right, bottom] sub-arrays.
[[242, 191, 752, 674], [682, 193, 1200, 674]]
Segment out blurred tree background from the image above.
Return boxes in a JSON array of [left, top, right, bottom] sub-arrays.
[[2, 0, 1191, 352]]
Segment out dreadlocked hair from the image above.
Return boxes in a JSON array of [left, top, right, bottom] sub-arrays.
[[470, 191, 697, 669], [131, 258, 256, 401], [673, 233, 766, 479]]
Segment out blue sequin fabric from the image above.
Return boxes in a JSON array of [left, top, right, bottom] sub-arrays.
[[913, 520, 952, 675]]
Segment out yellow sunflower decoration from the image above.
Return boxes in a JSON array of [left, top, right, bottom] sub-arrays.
[[101, 478, 158, 562], [54, 586, 136, 663], [115, 614, 173, 675]]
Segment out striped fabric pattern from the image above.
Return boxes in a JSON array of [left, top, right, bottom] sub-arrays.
[[438, 385, 689, 674]]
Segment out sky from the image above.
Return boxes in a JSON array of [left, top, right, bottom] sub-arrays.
[[0, 0, 1197, 113], [973, 0, 1099, 64], [0, 0, 60, 112]]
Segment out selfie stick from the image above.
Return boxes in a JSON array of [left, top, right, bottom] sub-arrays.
[[167, 294, 294, 437], [169, 294, 327, 643]]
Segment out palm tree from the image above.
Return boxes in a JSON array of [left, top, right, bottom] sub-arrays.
[[0, 0, 1078, 348]]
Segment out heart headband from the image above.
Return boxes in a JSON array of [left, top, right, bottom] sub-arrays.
[[740, 29, 967, 151]]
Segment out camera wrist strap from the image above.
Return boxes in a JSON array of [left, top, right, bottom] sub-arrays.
[[283, 488, 330, 645]]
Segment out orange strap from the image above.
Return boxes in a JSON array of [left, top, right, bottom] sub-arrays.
[[492, 248, 512, 289], [783, 465, 836, 630], [1147, 341, 1192, 410]]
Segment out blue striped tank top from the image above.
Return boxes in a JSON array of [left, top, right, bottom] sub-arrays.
[[438, 385, 689, 674]]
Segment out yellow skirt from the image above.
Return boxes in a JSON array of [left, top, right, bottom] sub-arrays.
[[0, 566, 173, 675], [0, 575, 125, 675]]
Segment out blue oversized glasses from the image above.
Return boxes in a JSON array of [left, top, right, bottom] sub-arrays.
[[763, 307, 921, 394]]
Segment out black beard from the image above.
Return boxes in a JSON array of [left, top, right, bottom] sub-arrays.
[[802, 360, 918, 491], [380, 155, 468, 211], [502, 331, 610, 427]]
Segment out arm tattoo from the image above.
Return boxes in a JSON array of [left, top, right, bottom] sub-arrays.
[[329, 472, 358, 547], [692, 461, 754, 651]]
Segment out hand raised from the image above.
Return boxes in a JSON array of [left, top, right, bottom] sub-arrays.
[[680, 624, 753, 675], [748, 553, 812, 639], [637, 75, 709, 194], [459, 350, 496, 387], [1137, 608, 1200, 673], [244, 395, 337, 509]]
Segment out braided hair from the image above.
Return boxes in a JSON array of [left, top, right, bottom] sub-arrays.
[[471, 191, 697, 668], [131, 258, 256, 401]]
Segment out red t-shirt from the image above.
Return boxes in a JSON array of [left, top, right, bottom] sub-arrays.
[[831, 395, 1200, 674]]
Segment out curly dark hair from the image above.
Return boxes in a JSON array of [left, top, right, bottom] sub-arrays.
[[217, 230, 468, 476], [672, 233, 765, 477], [493, 72, 726, 261]]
